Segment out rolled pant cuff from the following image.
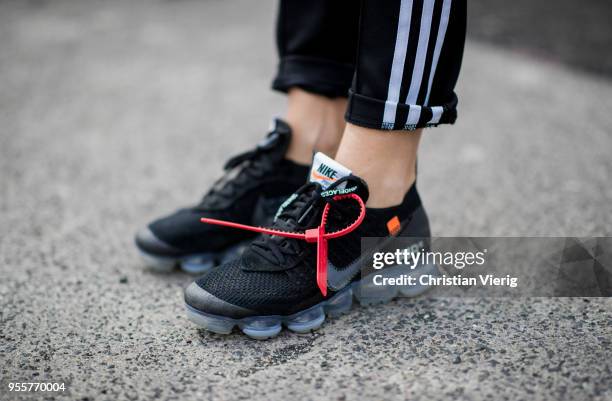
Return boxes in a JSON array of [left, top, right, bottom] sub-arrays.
[[345, 90, 458, 131], [272, 55, 354, 98]]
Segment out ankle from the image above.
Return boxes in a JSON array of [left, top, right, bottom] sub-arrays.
[[335, 123, 421, 208], [366, 172, 416, 208], [284, 88, 346, 164]]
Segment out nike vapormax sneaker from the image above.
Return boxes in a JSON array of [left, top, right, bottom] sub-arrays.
[[184, 153, 438, 339], [135, 119, 309, 273]]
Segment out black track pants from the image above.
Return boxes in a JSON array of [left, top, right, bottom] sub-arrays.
[[272, 0, 466, 131]]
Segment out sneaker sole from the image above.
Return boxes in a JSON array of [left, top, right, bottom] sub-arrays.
[[139, 241, 250, 275], [185, 262, 439, 340]]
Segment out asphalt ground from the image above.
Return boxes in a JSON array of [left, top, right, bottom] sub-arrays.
[[1, 1, 611, 400]]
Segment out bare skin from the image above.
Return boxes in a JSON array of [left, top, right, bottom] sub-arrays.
[[284, 88, 346, 164], [284, 88, 420, 208], [335, 123, 422, 208]]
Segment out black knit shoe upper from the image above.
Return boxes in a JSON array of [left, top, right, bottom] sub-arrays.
[[135, 119, 309, 257], [188, 153, 431, 318]]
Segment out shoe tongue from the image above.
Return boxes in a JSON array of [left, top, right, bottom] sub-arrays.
[[309, 152, 352, 189], [244, 153, 369, 272]]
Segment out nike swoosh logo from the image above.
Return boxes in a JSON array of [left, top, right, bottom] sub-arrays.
[[327, 239, 426, 290], [327, 257, 363, 291], [310, 171, 338, 183]]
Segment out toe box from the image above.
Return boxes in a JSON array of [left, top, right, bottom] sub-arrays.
[[135, 226, 183, 257], [184, 282, 256, 319]]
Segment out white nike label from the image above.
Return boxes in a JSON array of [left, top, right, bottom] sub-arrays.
[[309, 152, 352, 189]]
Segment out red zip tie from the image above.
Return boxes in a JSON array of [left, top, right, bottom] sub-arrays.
[[201, 193, 366, 296]]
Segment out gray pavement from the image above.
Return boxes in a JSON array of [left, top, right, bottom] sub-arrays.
[[1, 1, 611, 400], [469, 0, 612, 78]]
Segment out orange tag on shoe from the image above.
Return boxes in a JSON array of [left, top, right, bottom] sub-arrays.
[[387, 216, 401, 236]]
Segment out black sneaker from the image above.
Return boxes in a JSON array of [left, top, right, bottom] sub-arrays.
[[135, 119, 309, 273], [184, 153, 438, 339]]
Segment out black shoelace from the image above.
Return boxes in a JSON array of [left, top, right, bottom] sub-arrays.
[[250, 182, 356, 267], [198, 147, 273, 210]]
